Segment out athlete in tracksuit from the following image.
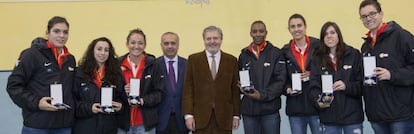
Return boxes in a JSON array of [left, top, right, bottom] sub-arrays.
[[7, 37, 76, 131], [309, 22, 364, 134], [359, 0, 414, 133]]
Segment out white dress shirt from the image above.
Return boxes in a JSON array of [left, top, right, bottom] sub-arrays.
[[205, 50, 221, 73]]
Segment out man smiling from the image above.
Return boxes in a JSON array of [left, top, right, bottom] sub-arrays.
[[238, 20, 287, 134], [359, 0, 414, 133]]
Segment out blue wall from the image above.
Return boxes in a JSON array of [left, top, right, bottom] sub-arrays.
[[1, 72, 374, 133]]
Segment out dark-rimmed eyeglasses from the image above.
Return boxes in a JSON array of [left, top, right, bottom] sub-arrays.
[[360, 11, 379, 20]]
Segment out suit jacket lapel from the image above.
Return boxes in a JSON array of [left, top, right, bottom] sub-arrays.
[[177, 57, 185, 92], [216, 51, 225, 80], [200, 51, 215, 81], [159, 58, 172, 93], [160, 58, 168, 75]]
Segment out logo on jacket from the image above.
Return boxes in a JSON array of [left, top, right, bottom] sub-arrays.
[[264, 62, 270, 67], [15, 60, 20, 67], [121, 66, 127, 71], [145, 75, 152, 79], [109, 85, 117, 88], [44, 62, 52, 67], [286, 60, 290, 63], [81, 83, 88, 91], [343, 65, 352, 70], [68, 67, 74, 71], [379, 53, 389, 58]]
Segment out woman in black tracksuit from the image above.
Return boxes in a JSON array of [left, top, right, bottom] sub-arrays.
[[73, 37, 129, 134], [309, 22, 364, 134], [7, 16, 76, 133]]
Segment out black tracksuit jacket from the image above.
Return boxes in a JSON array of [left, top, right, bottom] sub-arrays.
[[309, 45, 364, 125], [72, 68, 129, 134], [238, 41, 287, 116], [361, 21, 414, 122], [118, 54, 165, 130], [7, 37, 76, 128], [282, 37, 320, 116]]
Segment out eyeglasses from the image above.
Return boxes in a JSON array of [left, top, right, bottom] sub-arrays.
[[360, 11, 378, 20]]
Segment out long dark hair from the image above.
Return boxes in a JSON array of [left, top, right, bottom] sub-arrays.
[[78, 37, 121, 85], [316, 21, 346, 70]]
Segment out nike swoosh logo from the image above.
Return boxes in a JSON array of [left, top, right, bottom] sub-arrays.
[[68, 67, 74, 71], [44, 63, 52, 66]]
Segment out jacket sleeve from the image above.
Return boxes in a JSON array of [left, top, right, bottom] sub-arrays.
[[113, 75, 129, 114], [281, 48, 291, 96], [73, 76, 94, 118], [231, 58, 241, 116], [282, 60, 291, 96], [308, 57, 324, 110], [259, 52, 286, 102], [237, 52, 246, 95], [182, 55, 194, 115], [142, 63, 165, 107], [344, 50, 363, 97], [282, 76, 291, 96], [6, 49, 41, 111], [389, 30, 414, 86], [115, 74, 130, 130]]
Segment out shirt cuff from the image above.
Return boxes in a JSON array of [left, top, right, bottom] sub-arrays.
[[184, 114, 194, 120], [233, 116, 240, 120]]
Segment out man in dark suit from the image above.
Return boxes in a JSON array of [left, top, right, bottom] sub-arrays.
[[156, 32, 188, 134], [182, 25, 241, 134]]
